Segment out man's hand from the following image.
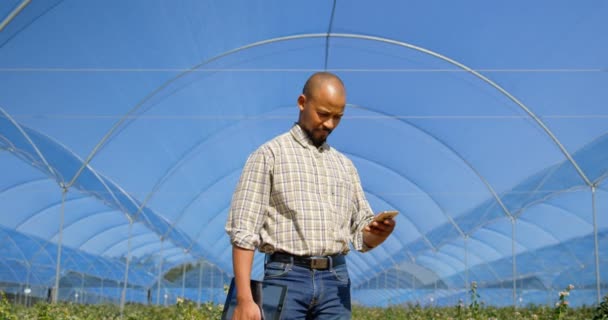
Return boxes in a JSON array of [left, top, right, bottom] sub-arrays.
[[363, 214, 396, 249], [232, 246, 260, 319], [233, 299, 262, 320]]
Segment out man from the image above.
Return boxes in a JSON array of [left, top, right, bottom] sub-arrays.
[[225, 72, 396, 319]]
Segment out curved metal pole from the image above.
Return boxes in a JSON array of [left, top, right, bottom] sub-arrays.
[[66, 33, 332, 190], [591, 185, 601, 303], [52, 186, 67, 303], [0, 0, 31, 32], [67, 32, 591, 197], [0, 107, 58, 180], [103, 94, 514, 256], [56, 32, 593, 298], [349, 103, 514, 219], [329, 33, 592, 187]]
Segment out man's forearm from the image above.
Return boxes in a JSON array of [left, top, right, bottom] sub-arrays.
[[232, 245, 255, 302]]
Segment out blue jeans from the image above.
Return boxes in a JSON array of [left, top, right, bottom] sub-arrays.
[[263, 258, 352, 320]]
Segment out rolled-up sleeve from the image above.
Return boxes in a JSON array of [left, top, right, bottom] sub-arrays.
[[225, 146, 273, 250]]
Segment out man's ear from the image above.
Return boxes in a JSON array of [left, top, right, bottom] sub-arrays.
[[297, 94, 306, 112]]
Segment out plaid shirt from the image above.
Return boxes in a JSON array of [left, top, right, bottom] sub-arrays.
[[226, 124, 374, 256]]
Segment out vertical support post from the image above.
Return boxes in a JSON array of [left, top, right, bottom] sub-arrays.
[[181, 263, 186, 299], [591, 185, 601, 303], [53, 186, 68, 303], [210, 264, 215, 302], [25, 263, 31, 306], [120, 218, 133, 316], [512, 217, 517, 307], [384, 268, 388, 288], [464, 235, 469, 304], [80, 273, 85, 304], [156, 239, 164, 304], [197, 261, 203, 308]]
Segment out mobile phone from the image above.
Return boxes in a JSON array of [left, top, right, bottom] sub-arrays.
[[374, 210, 398, 222]]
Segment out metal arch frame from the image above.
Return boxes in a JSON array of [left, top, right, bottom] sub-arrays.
[[0, 259, 22, 284], [61, 28, 591, 264], [66, 32, 591, 193], [439, 243, 486, 271], [1, 112, 134, 219], [345, 152, 440, 250], [456, 185, 589, 244], [160, 251, 197, 266], [0, 177, 51, 195], [177, 153, 449, 261], [514, 216, 566, 247], [179, 154, 435, 252], [415, 254, 460, 279], [14, 195, 90, 230], [451, 237, 505, 285], [346, 150, 504, 291], [347, 103, 514, 220], [66, 250, 103, 281], [49, 209, 125, 244], [128, 239, 178, 259], [3, 105, 513, 295], [66, 210, 128, 249], [21, 237, 55, 270], [467, 234, 506, 263], [79, 223, 132, 254], [0, 107, 57, 180], [21, 31, 592, 303], [136, 105, 294, 244], [383, 262, 442, 287], [60, 31, 592, 283], [512, 185, 589, 219], [100, 230, 158, 257], [345, 103, 515, 292], [477, 224, 528, 251], [183, 185, 422, 280], [0, 0, 31, 32], [0, 231, 30, 265], [521, 201, 593, 236]]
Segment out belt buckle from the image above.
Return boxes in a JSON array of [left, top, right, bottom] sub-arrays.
[[310, 257, 328, 269]]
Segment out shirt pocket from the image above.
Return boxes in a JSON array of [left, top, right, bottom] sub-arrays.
[[331, 180, 353, 223]]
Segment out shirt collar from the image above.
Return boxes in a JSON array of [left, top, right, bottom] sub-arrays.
[[290, 123, 330, 152]]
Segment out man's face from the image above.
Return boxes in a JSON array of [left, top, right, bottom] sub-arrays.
[[297, 81, 346, 147]]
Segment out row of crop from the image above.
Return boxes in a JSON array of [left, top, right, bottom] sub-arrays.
[[2, 289, 607, 319]]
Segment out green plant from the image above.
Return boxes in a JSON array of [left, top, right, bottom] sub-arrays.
[[469, 281, 481, 319], [554, 284, 574, 319], [456, 298, 464, 320], [592, 294, 608, 320], [0, 292, 17, 320]]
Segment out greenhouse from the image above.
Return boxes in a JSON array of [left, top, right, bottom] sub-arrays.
[[0, 0, 606, 314]]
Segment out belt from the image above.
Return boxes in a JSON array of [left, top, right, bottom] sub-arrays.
[[267, 252, 346, 270]]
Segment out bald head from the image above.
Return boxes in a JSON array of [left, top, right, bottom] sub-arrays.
[[302, 72, 345, 100], [297, 72, 346, 147]]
